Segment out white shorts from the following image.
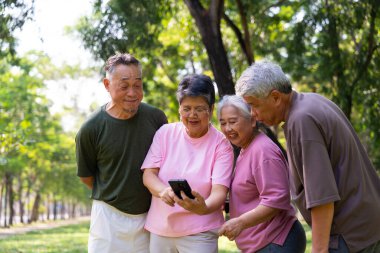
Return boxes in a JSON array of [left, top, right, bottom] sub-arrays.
[[88, 200, 149, 253], [149, 229, 219, 253]]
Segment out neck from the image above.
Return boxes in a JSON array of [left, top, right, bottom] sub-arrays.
[[241, 129, 258, 149], [281, 91, 294, 122], [106, 103, 137, 119]]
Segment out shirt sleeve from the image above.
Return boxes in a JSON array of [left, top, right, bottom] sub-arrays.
[[254, 158, 292, 210], [75, 126, 97, 177], [211, 138, 234, 188], [297, 140, 341, 209], [289, 113, 341, 209], [141, 127, 165, 170]]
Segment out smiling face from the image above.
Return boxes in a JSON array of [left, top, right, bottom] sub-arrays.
[[179, 96, 212, 138], [219, 105, 256, 148], [103, 64, 143, 119]]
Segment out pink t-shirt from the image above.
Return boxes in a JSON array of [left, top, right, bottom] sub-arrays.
[[141, 122, 233, 237], [230, 133, 296, 252]]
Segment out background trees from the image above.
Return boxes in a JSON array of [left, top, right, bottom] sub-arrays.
[[0, 0, 379, 227], [1, 1, 91, 226], [74, 0, 379, 168]]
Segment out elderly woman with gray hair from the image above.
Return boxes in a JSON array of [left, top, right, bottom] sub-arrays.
[[141, 74, 234, 253], [217, 95, 306, 253]]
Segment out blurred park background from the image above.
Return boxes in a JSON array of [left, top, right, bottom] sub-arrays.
[[0, 0, 379, 246]]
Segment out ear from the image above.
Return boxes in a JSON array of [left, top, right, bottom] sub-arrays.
[[250, 115, 257, 128], [103, 78, 110, 91], [270, 90, 282, 106], [209, 104, 215, 120]]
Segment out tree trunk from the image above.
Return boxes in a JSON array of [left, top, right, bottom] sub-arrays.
[[17, 174, 25, 223], [25, 178, 31, 221], [60, 202, 66, 220], [325, 0, 351, 119], [3, 174, 10, 227], [0, 178, 4, 226], [46, 194, 50, 220], [53, 198, 58, 220], [7, 173, 14, 226], [184, 0, 235, 97], [29, 191, 41, 223]]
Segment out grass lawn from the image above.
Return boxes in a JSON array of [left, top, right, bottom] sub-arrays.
[[0, 220, 311, 252]]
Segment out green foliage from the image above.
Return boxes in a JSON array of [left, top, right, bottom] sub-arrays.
[[279, 0, 380, 168], [0, 53, 90, 211], [0, 0, 35, 57], [72, 0, 379, 169]]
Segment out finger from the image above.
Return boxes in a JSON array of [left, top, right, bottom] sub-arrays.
[[192, 190, 203, 200], [180, 191, 189, 200], [218, 227, 226, 236], [162, 197, 174, 207]]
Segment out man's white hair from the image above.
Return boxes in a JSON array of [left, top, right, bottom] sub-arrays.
[[235, 60, 291, 98]]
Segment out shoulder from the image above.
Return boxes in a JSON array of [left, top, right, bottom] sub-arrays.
[[209, 125, 233, 148], [75, 105, 107, 141], [138, 102, 168, 124], [154, 122, 181, 135], [139, 103, 165, 116], [243, 133, 286, 165], [252, 133, 282, 155], [287, 93, 330, 130], [77, 105, 105, 132]]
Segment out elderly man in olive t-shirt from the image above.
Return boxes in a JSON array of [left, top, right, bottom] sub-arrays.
[[235, 60, 380, 253], [75, 53, 167, 253]]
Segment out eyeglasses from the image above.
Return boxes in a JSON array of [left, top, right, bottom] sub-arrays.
[[179, 106, 210, 117]]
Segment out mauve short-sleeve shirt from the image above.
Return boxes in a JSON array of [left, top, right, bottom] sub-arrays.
[[283, 91, 380, 252], [230, 133, 297, 252]]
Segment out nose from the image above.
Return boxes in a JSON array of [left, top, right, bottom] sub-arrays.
[[224, 123, 233, 132], [126, 87, 136, 97]]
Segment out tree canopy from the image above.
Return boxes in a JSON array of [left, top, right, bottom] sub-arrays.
[[73, 0, 380, 168]]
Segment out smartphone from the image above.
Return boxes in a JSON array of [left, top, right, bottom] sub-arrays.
[[168, 179, 195, 199]]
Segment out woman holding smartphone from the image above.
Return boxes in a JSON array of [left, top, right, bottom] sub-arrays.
[[217, 95, 306, 253], [141, 74, 233, 253]]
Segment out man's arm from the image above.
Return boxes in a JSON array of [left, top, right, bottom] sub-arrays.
[[311, 202, 334, 253], [80, 176, 94, 190]]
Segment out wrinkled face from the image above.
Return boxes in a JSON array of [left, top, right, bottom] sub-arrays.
[[219, 105, 255, 148], [104, 64, 143, 115], [243, 94, 279, 126], [179, 96, 212, 138]]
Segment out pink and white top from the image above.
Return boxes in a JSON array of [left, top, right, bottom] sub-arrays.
[[230, 133, 296, 252], [141, 122, 233, 237]]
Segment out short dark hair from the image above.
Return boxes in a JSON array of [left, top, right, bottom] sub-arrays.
[[176, 74, 215, 108], [104, 53, 141, 74]]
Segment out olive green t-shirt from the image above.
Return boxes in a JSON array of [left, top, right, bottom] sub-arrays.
[[76, 103, 167, 214]]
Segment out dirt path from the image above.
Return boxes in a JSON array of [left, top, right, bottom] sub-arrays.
[[0, 216, 90, 239]]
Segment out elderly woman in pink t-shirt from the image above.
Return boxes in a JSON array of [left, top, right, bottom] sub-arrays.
[[141, 74, 234, 253], [217, 95, 306, 253]]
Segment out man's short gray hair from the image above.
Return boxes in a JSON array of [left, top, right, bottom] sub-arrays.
[[235, 60, 292, 98]]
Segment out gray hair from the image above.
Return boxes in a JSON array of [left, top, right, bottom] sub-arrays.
[[217, 95, 251, 120], [104, 53, 142, 77], [235, 60, 292, 98]]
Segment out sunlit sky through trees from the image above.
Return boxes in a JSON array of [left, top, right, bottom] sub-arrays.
[[14, 0, 109, 130]]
